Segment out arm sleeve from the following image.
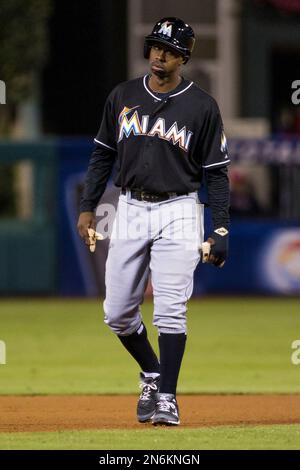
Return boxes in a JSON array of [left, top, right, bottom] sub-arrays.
[[205, 166, 230, 230], [80, 90, 118, 213], [94, 91, 118, 151], [79, 144, 117, 213], [200, 100, 231, 170]]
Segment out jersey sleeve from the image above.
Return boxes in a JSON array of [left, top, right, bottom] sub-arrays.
[[94, 89, 118, 152], [200, 101, 230, 170]]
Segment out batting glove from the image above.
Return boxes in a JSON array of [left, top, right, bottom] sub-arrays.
[[87, 228, 104, 253], [201, 227, 229, 268]]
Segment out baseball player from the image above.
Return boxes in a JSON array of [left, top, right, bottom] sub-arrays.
[[77, 17, 230, 426]]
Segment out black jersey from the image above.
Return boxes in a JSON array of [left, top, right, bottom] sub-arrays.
[[80, 75, 230, 223], [93, 75, 230, 194]]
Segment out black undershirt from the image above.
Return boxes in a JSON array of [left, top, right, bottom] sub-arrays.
[[205, 166, 230, 230], [147, 75, 184, 100]]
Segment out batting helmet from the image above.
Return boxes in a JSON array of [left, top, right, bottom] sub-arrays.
[[144, 17, 195, 64]]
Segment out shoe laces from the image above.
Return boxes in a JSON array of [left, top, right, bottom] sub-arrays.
[[157, 397, 177, 413], [139, 380, 158, 401]]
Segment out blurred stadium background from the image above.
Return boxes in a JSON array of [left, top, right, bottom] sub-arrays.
[[1, 0, 300, 451], [0, 0, 299, 298]]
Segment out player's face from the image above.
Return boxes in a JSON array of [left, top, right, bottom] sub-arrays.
[[149, 44, 184, 77]]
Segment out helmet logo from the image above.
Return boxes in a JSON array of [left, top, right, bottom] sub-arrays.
[[158, 21, 172, 37]]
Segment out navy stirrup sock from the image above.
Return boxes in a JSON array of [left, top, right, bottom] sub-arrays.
[[118, 323, 160, 373], [158, 333, 187, 395]]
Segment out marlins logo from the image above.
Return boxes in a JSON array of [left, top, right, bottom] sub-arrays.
[[158, 21, 172, 37], [118, 106, 193, 152]]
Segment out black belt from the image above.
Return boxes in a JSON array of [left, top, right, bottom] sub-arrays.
[[121, 188, 188, 203]]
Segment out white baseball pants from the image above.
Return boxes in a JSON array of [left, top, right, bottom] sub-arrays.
[[103, 190, 203, 335]]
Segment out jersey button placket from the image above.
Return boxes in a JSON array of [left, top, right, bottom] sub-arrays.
[[144, 138, 154, 168]]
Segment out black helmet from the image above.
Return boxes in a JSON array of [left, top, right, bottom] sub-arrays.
[[144, 17, 195, 64]]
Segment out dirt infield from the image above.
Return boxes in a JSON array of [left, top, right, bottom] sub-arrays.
[[1, 395, 300, 432]]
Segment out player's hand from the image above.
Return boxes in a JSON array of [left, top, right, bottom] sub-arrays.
[[77, 212, 103, 252], [87, 227, 104, 253], [201, 227, 229, 268]]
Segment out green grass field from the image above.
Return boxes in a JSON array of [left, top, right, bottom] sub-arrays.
[[0, 297, 300, 449], [1, 298, 300, 394], [1, 425, 300, 450]]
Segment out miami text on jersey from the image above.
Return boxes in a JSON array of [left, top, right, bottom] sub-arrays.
[[118, 106, 193, 152]]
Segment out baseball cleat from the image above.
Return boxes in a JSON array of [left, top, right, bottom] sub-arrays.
[[152, 393, 180, 426], [137, 373, 160, 423]]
